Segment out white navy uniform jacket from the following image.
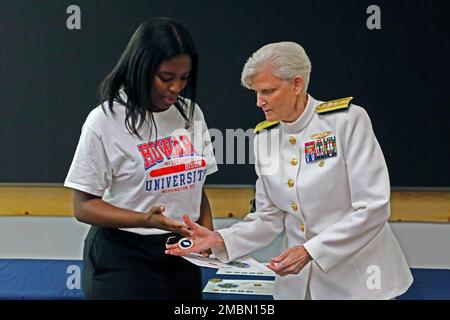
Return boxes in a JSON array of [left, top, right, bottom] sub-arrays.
[[213, 95, 413, 299]]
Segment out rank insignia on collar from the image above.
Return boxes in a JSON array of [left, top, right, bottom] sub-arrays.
[[305, 135, 337, 163]]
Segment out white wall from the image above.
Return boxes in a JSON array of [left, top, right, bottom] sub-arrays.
[[0, 217, 89, 260], [1, 217, 449, 269]]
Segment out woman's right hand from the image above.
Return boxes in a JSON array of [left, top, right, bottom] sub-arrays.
[[144, 206, 189, 237], [165, 215, 224, 256]]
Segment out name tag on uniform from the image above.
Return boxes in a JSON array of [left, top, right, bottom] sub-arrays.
[[305, 133, 337, 163]]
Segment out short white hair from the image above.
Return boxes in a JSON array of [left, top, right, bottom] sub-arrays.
[[241, 42, 312, 93]]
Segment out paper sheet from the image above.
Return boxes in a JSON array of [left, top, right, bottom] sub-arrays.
[[182, 254, 273, 275], [203, 279, 275, 296], [181, 253, 231, 269], [216, 267, 275, 277]]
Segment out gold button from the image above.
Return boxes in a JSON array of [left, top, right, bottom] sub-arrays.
[[319, 160, 325, 167], [300, 223, 305, 232], [289, 136, 296, 145], [291, 202, 298, 211], [291, 158, 298, 166], [287, 179, 295, 188]]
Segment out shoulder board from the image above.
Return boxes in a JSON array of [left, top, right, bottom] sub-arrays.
[[316, 96, 353, 114], [254, 120, 280, 133]]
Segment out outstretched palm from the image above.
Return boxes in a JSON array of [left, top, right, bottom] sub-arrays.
[[165, 215, 219, 256], [145, 206, 189, 237]]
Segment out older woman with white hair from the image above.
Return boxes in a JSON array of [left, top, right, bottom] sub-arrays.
[[166, 42, 413, 300]]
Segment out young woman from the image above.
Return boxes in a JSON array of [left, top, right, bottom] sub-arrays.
[[65, 18, 217, 299]]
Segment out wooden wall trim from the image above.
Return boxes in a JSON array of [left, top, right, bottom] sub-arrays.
[[0, 187, 449, 223]]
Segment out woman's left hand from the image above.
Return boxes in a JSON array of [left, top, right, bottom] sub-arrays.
[[267, 245, 312, 276]]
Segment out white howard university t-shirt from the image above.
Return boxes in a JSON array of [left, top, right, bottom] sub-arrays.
[[65, 96, 218, 235]]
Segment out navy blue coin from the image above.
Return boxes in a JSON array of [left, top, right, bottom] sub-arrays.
[[178, 238, 193, 249]]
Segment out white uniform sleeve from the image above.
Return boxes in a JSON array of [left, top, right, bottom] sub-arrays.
[[64, 124, 112, 197], [303, 106, 391, 272], [212, 135, 285, 262]]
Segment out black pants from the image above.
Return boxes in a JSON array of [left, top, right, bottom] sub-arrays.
[[82, 226, 202, 300]]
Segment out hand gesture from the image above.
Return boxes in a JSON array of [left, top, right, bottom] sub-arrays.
[[144, 206, 189, 237], [165, 215, 223, 256], [267, 245, 312, 276]]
